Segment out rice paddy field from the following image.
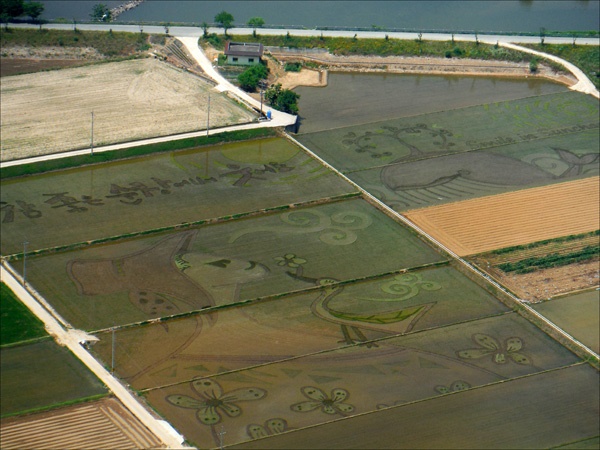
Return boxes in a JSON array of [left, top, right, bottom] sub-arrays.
[[532, 290, 600, 354], [0, 340, 107, 417], [1, 70, 598, 449]]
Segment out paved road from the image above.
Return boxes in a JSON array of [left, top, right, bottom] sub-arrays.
[[10, 22, 600, 45], [0, 264, 190, 449]]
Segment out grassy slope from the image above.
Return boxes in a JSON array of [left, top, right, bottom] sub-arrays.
[[523, 42, 600, 89], [0, 27, 152, 58]]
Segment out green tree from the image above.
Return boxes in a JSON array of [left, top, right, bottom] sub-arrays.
[[90, 3, 111, 22], [201, 21, 209, 38], [265, 83, 300, 114], [237, 64, 268, 92], [247, 16, 264, 37], [215, 10, 234, 36], [0, 0, 24, 19], [23, 1, 43, 22]]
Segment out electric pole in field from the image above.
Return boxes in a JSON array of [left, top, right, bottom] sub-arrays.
[[91, 111, 94, 155], [206, 93, 210, 137], [22, 240, 28, 287]]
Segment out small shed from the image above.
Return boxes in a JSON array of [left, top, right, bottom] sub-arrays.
[[224, 42, 264, 66]]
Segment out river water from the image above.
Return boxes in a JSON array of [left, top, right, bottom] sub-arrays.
[[40, 1, 599, 34]]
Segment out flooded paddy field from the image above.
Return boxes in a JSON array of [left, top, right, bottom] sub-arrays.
[[0, 137, 356, 255], [297, 90, 599, 211], [19, 197, 444, 331], [533, 290, 600, 354], [0, 340, 107, 417], [2, 70, 598, 448], [89, 261, 509, 391], [143, 313, 582, 448], [232, 363, 599, 449], [294, 72, 569, 135]]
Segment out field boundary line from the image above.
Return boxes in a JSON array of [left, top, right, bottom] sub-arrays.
[[284, 132, 600, 366], [0, 263, 191, 449], [238, 361, 592, 448], [1, 192, 360, 259]]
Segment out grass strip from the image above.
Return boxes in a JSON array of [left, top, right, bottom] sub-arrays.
[[490, 230, 600, 255], [0, 128, 277, 180], [497, 245, 599, 274]]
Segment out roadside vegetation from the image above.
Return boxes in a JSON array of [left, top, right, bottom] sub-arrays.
[[522, 42, 600, 88], [204, 33, 542, 63], [0, 282, 48, 346], [0, 27, 151, 58]]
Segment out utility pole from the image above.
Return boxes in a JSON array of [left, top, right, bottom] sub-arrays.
[[91, 111, 94, 155], [22, 241, 28, 287], [111, 327, 116, 374], [206, 93, 210, 137], [259, 81, 265, 119]]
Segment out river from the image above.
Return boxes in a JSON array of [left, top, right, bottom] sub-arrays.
[[39, 1, 599, 34]]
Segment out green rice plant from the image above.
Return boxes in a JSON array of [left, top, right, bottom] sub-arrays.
[[0, 128, 277, 180], [0, 283, 47, 346], [497, 245, 599, 273]]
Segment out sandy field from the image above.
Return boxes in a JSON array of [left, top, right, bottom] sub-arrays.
[[404, 177, 600, 256], [0, 57, 256, 161]]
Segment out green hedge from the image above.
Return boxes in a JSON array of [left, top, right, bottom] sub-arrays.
[[498, 245, 599, 274]]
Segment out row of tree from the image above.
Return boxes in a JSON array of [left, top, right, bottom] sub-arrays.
[[0, 0, 44, 23], [214, 11, 265, 37]]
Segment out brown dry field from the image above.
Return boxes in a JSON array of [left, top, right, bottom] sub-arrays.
[[0, 57, 256, 162], [0, 397, 163, 449], [404, 177, 600, 257]]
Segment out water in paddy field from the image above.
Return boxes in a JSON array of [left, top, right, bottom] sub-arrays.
[[40, 0, 600, 33], [294, 72, 569, 134]]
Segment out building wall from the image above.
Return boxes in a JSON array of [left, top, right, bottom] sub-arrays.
[[226, 55, 260, 66]]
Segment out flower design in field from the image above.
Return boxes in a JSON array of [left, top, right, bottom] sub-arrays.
[[457, 334, 531, 365], [166, 378, 266, 426], [274, 254, 307, 269], [291, 386, 354, 416], [247, 418, 290, 439], [435, 380, 471, 395]]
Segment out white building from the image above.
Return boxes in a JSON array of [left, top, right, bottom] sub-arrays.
[[224, 42, 264, 66]]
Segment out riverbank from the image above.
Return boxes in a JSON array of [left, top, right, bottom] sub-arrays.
[[267, 51, 577, 89]]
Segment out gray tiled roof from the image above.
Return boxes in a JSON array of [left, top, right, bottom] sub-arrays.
[[225, 42, 264, 57]]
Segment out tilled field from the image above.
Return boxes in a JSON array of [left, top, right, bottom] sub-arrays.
[[0, 397, 163, 449], [404, 177, 600, 256], [0, 57, 256, 161]]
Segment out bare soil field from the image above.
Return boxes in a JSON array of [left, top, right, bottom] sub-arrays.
[[404, 177, 600, 256], [0, 57, 256, 161], [469, 232, 599, 301], [0, 397, 163, 449]]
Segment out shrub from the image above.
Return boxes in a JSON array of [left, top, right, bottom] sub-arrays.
[[237, 63, 268, 91], [284, 62, 302, 72]]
